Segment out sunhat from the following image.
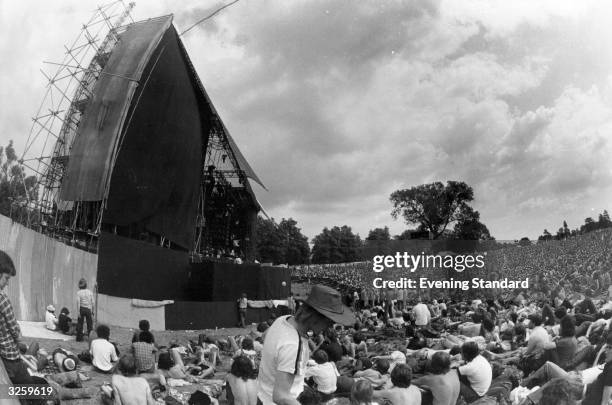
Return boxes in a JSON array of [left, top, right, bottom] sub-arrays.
[[305, 285, 355, 326]]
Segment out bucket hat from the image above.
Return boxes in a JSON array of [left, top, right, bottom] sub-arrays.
[[305, 285, 355, 326]]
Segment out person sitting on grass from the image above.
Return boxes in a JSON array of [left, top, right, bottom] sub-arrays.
[[58, 307, 73, 334], [372, 363, 422, 405], [90, 324, 119, 373], [109, 354, 156, 405], [132, 330, 157, 374], [225, 355, 258, 405], [157, 350, 214, 382], [412, 351, 460, 405], [304, 349, 339, 401], [350, 379, 379, 405], [132, 319, 155, 344]]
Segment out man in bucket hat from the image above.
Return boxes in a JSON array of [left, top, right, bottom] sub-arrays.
[[257, 284, 355, 405]]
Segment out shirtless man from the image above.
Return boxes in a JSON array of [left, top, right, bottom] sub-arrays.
[[373, 364, 422, 405], [111, 354, 155, 405]]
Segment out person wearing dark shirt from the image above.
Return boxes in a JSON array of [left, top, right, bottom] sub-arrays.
[[58, 307, 73, 334], [320, 329, 343, 363], [132, 320, 155, 344], [554, 315, 578, 369]]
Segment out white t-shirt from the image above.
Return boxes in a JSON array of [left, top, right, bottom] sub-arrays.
[[305, 362, 339, 394], [458, 355, 492, 396], [525, 326, 553, 355], [412, 303, 431, 326], [257, 316, 309, 405], [45, 311, 58, 330], [90, 338, 119, 372]]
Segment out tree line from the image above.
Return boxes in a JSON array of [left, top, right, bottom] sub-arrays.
[[533, 211, 612, 243], [255, 181, 494, 265]]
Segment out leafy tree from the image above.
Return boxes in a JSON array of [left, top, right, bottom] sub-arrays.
[[277, 218, 310, 265], [452, 206, 492, 240], [518, 237, 532, 246], [0, 141, 37, 218], [555, 227, 565, 240], [580, 217, 598, 234], [390, 181, 475, 239], [538, 229, 552, 242], [255, 217, 285, 264], [366, 227, 390, 241], [311, 225, 363, 264], [394, 227, 429, 240], [254, 217, 310, 265], [598, 211, 611, 229]]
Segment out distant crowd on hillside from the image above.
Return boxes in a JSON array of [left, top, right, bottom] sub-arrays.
[[290, 229, 612, 301]]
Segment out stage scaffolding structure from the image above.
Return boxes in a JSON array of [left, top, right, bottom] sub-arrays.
[[14, 2, 260, 258], [17, 1, 135, 247]]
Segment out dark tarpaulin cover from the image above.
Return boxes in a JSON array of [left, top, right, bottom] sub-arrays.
[[210, 262, 261, 301], [208, 262, 291, 301], [165, 301, 279, 330], [60, 16, 173, 201], [258, 266, 292, 300], [103, 25, 203, 249], [98, 232, 192, 300]]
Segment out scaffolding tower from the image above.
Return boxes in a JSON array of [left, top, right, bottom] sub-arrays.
[[18, 1, 134, 245]]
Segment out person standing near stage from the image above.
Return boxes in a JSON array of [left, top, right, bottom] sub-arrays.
[[238, 293, 248, 328], [0, 250, 35, 384], [257, 284, 355, 405], [76, 277, 95, 342]]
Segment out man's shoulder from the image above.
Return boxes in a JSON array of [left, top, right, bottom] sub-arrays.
[[264, 317, 301, 347]]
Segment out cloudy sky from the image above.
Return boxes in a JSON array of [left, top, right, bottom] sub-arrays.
[[1, 0, 612, 242]]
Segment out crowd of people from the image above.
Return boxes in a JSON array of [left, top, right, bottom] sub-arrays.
[[0, 228, 611, 405], [484, 229, 612, 297], [291, 229, 612, 301]]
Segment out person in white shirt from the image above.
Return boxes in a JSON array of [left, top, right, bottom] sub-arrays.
[[257, 285, 355, 405], [523, 313, 555, 356], [45, 305, 58, 331], [90, 324, 119, 373], [305, 349, 338, 400], [457, 341, 492, 403], [412, 299, 431, 328]]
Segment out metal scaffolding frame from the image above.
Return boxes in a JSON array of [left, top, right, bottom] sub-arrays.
[[18, 1, 134, 246]]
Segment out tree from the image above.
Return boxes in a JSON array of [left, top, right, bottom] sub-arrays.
[[390, 181, 475, 239], [254, 217, 310, 265], [538, 229, 552, 242], [311, 226, 363, 264], [598, 211, 611, 229], [452, 206, 492, 240], [518, 237, 532, 246], [366, 227, 390, 241], [0, 141, 37, 219], [255, 217, 286, 264], [580, 217, 598, 234], [277, 218, 310, 265]]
